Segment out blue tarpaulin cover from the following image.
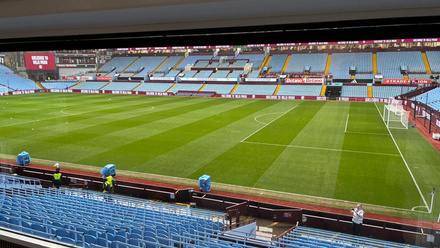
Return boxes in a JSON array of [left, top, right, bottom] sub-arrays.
[[100, 164, 116, 178], [16, 151, 31, 166], [198, 174, 211, 192]]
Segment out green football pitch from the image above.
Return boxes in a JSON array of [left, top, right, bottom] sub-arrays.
[[1, 93, 439, 220]]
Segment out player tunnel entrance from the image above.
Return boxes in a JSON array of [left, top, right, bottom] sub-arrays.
[[325, 86, 342, 100]]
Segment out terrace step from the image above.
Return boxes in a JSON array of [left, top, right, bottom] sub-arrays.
[[166, 83, 177, 92], [198, 84, 207, 92], [320, 85, 327, 96], [273, 85, 281, 95], [367, 85, 373, 98], [372, 53, 378, 74], [422, 52, 432, 75], [122, 57, 141, 73], [229, 84, 239, 94], [324, 54, 332, 74], [132, 82, 143, 91], [281, 55, 291, 74], [152, 57, 169, 73]]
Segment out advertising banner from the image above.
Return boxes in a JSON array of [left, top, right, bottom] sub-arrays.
[[285, 78, 324, 83], [25, 53, 56, 70], [383, 79, 431, 84], [97, 76, 112, 81]]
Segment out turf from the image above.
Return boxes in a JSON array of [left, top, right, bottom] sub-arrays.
[[1, 93, 440, 217]]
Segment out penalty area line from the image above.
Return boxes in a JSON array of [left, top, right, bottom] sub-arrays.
[[345, 114, 349, 133], [374, 102, 429, 212]]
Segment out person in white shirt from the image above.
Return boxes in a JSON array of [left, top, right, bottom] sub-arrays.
[[351, 204, 364, 235]]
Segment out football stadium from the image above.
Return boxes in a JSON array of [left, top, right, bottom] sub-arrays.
[[0, 1, 440, 248]]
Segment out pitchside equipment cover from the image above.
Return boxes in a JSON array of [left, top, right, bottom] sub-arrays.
[[16, 151, 31, 166], [198, 175, 211, 192], [101, 164, 116, 178]]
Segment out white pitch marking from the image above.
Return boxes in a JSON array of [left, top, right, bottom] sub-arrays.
[[345, 131, 390, 136], [253, 112, 284, 125], [345, 114, 349, 133], [241, 106, 297, 143], [241, 141, 400, 157], [374, 102, 429, 212], [213, 181, 428, 213]]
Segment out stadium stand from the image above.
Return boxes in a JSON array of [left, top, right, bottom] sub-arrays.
[[193, 70, 213, 78], [373, 86, 416, 98], [408, 74, 432, 79], [231, 60, 248, 68], [98, 57, 138, 73], [329, 52, 373, 74], [211, 70, 230, 78], [134, 82, 174, 92], [247, 70, 261, 78], [201, 84, 235, 94], [181, 70, 198, 78], [125, 56, 167, 78], [354, 74, 375, 80], [412, 87, 440, 110], [278, 226, 422, 248], [169, 83, 203, 93], [74, 81, 109, 90], [228, 70, 248, 78], [284, 53, 328, 74], [194, 61, 210, 68], [163, 70, 182, 78], [208, 62, 220, 68], [0, 175, 227, 248], [426, 51, 440, 73], [177, 55, 213, 70], [267, 54, 289, 73], [155, 56, 184, 73], [0, 65, 37, 90], [341, 86, 368, 97], [277, 85, 322, 96], [41, 81, 78, 89], [233, 84, 277, 95], [101, 82, 141, 91], [377, 52, 426, 79], [235, 54, 266, 69]]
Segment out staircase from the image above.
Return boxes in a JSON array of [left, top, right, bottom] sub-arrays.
[[198, 84, 207, 92], [229, 84, 239, 94], [403, 75, 409, 79], [350, 75, 355, 79], [259, 55, 269, 71], [173, 57, 186, 70], [166, 83, 177, 92], [281, 55, 291, 74], [132, 83, 143, 91], [273, 85, 281, 95], [422, 52, 432, 75], [367, 86, 373, 98], [324, 54, 332, 74], [100, 81, 112, 90], [35, 81, 44, 89], [122, 57, 140, 73], [259, 56, 272, 77], [320, 85, 327, 96], [372, 53, 378, 74], [71, 81, 85, 89], [152, 57, 169, 73]]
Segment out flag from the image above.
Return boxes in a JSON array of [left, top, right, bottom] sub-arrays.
[[429, 188, 435, 196]]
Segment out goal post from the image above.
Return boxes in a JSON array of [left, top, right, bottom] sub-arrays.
[[383, 98, 409, 129]]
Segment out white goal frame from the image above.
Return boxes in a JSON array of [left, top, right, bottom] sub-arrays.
[[382, 97, 409, 129]]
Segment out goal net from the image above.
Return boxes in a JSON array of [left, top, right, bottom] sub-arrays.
[[382, 97, 409, 129]]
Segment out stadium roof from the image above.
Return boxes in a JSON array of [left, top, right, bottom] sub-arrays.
[[0, 0, 439, 39]]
